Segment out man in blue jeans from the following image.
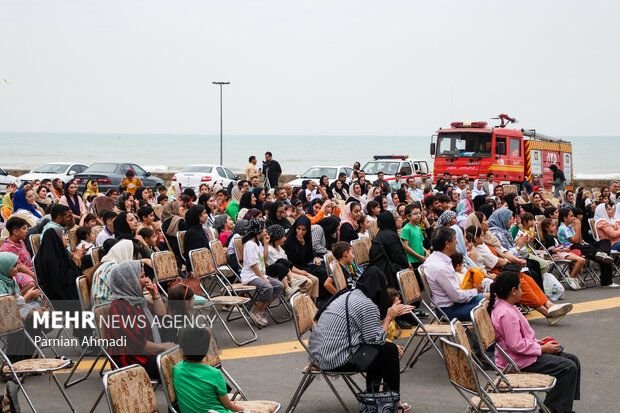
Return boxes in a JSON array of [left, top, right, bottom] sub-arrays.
[[422, 226, 484, 321]]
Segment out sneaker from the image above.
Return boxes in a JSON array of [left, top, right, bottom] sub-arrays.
[[547, 303, 573, 319], [258, 311, 269, 326], [548, 315, 565, 326], [285, 286, 300, 299], [413, 308, 429, 318], [596, 252, 614, 264], [566, 278, 582, 291], [290, 278, 308, 289], [602, 283, 620, 289], [249, 310, 268, 327]]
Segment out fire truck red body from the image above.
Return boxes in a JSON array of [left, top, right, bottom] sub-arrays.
[[430, 116, 573, 189]]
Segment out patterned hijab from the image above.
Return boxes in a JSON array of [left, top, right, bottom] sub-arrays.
[[108, 260, 161, 343]]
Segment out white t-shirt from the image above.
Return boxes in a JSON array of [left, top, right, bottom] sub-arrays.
[[475, 243, 499, 271], [266, 245, 288, 266], [240, 240, 265, 283], [95, 228, 114, 248]]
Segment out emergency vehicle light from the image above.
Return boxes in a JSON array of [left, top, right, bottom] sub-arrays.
[[373, 155, 409, 160], [450, 121, 488, 128]]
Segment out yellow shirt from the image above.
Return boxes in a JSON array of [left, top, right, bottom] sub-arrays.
[[122, 178, 143, 195]]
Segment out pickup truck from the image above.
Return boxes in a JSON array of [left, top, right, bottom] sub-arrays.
[[361, 155, 432, 186]]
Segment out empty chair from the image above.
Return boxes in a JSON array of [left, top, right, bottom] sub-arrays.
[[103, 365, 158, 413]]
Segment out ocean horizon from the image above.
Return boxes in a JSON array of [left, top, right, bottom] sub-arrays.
[[1, 132, 618, 179]]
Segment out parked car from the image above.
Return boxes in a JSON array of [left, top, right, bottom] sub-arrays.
[[172, 164, 240, 191], [18, 162, 89, 185], [287, 166, 353, 189], [0, 168, 19, 194], [73, 162, 164, 193], [362, 155, 431, 185]]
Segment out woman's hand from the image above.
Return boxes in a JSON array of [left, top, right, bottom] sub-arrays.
[[135, 234, 148, 247], [144, 278, 157, 296], [313, 257, 321, 266], [23, 288, 42, 301], [297, 232, 305, 244], [387, 303, 414, 320]]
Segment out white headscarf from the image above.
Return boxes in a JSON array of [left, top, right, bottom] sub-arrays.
[[594, 203, 615, 225], [101, 239, 134, 264], [472, 179, 486, 197]]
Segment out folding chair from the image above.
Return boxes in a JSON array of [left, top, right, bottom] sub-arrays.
[[157, 334, 281, 413], [0, 294, 76, 412], [91, 226, 104, 240], [208, 240, 258, 298], [67, 229, 78, 251], [329, 260, 350, 292], [439, 338, 539, 413], [151, 250, 181, 297], [469, 303, 555, 412], [351, 238, 370, 272], [590, 218, 620, 277], [417, 266, 454, 324], [189, 248, 257, 346], [103, 364, 158, 413], [29, 233, 41, 256], [286, 293, 363, 413], [64, 275, 100, 388], [231, 237, 291, 323], [177, 230, 187, 263], [91, 246, 103, 266], [323, 252, 336, 277], [368, 220, 379, 239], [396, 269, 453, 371], [206, 226, 218, 243]]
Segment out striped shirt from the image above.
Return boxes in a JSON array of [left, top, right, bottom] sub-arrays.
[[308, 289, 386, 370]]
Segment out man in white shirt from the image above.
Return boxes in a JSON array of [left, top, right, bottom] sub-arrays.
[[423, 226, 483, 321], [407, 178, 424, 202]]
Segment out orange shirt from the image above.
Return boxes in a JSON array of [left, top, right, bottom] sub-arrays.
[[121, 178, 143, 195]]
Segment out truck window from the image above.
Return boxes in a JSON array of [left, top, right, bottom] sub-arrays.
[[510, 138, 521, 157], [495, 137, 506, 156], [436, 133, 492, 158], [400, 164, 412, 175], [421, 162, 429, 174]]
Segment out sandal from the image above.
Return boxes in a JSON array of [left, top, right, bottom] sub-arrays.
[[399, 402, 412, 412]]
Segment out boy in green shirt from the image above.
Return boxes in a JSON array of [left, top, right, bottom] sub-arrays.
[[400, 204, 426, 266], [173, 327, 247, 413]]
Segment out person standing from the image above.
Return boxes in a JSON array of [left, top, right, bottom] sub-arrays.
[[548, 164, 566, 198], [263, 152, 282, 189], [482, 173, 496, 196], [245, 156, 262, 181]]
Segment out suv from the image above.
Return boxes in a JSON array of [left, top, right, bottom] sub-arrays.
[[362, 155, 431, 185], [0, 168, 19, 194], [287, 165, 353, 188]]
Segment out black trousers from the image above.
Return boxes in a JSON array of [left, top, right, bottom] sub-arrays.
[[570, 239, 614, 285], [332, 341, 400, 392], [522, 352, 580, 412], [266, 258, 294, 281]]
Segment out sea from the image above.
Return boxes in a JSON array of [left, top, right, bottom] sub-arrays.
[[0, 133, 617, 179]]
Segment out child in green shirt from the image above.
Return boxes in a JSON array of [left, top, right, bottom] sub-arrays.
[[400, 204, 426, 265]]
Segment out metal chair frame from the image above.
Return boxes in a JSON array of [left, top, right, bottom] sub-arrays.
[[285, 292, 363, 413]]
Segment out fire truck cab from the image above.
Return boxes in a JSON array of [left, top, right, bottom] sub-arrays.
[[430, 118, 573, 190]]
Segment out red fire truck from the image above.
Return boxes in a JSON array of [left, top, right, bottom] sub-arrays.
[[430, 114, 573, 189]]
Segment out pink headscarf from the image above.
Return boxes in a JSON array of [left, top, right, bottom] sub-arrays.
[[339, 202, 359, 233]]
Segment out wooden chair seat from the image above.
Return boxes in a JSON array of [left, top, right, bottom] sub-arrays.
[[3, 358, 71, 373], [226, 283, 257, 292], [236, 400, 281, 413], [496, 373, 555, 390], [210, 295, 250, 305], [414, 324, 453, 335], [471, 393, 536, 410]]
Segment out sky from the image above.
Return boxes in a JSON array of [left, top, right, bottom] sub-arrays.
[[1, 0, 619, 136]]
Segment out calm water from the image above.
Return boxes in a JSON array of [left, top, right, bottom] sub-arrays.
[[0, 133, 617, 178]]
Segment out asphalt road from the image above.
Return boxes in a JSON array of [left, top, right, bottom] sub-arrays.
[[10, 286, 620, 412]]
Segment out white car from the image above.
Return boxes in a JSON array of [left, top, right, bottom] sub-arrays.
[[18, 162, 89, 184], [287, 166, 353, 188], [362, 156, 431, 185], [0, 167, 20, 194], [172, 164, 240, 190]]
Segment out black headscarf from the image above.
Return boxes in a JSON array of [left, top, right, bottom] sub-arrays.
[[478, 204, 495, 219], [473, 195, 487, 211], [377, 211, 397, 233], [116, 192, 134, 212], [549, 164, 566, 182], [63, 181, 81, 216], [265, 200, 291, 229], [315, 266, 389, 322], [239, 191, 254, 210], [504, 193, 519, 216], [34, 228, 80, 302], [283, 215, 314, 265], [252, 187, 265, 212], [316, 216, 341, 248], [113, 212, 134, 240], [396, 188, 407, 204], [375, 196, 386, 213], [185, 205, 205, 228], [198, 194, 213, 215], [356, 267, 389, 320]]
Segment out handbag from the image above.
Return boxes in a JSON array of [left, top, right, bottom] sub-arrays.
[[345, 292, 379, 371], [169, 271, 203, 297], [357, 386, 400, 413]]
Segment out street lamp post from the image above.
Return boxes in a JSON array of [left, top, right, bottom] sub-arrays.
[[212, 81, 230, 165]]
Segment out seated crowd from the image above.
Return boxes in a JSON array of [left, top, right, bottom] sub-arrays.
[[0, 159, 614, 412]]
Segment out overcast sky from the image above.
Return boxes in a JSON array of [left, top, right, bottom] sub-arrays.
[[1, 0, 618, 136]]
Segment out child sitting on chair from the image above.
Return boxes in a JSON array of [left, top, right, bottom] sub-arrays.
[[173, 327, 250, 413]]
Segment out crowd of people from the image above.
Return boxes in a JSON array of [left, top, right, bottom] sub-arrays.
[[1, 154, 616, 412]]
